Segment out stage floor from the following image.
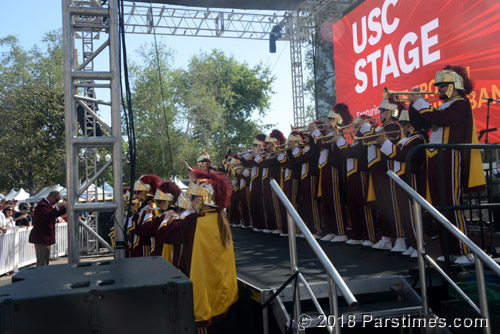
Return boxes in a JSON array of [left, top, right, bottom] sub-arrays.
[[232, 227, 437, 290]]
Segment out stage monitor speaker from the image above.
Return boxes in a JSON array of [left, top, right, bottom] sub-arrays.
[[0, 257, 195, 334]]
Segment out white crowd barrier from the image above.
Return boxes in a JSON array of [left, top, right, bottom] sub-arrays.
[[0, 223, 68, 276]]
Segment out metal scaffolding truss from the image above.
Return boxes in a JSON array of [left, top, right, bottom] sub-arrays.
[[123, 4, 285, 39], [122, 0, 352, 41], [63, 0, 123, 262]]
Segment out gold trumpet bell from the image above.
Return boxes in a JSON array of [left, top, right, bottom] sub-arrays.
[[383, 86, 438, 103]]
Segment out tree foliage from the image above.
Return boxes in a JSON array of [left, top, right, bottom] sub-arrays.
[[127, 47, 275, 180], [0, 32, 65, 194]]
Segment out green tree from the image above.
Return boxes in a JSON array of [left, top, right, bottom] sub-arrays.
[[0, 33, 65, 194], [127, 47, 275, 179], [174, 49, 275, 163], [125, 43, 184, 180]]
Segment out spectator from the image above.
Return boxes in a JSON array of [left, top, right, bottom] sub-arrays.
[[0, 205, 15, 233], [13, 203, 32, 227], [28, 191, 67, 266], [0, 198, 6, 210]]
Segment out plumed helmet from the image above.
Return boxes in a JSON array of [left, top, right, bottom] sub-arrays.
[[197, 150, 211, 164], [253, 133, 267, 146], [154, 180, 182, 202], [434, 69, 464, 91], [331, 103, 353, 125], [189, 168, 231, 209], [379, 99, 398, 118], [135, 174, 161, 195], [269, 129, 286, 145], [287, 130, 304, 143]]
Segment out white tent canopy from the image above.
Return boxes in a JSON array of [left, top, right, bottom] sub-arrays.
[[11, 188, 30, 201], [0, 194, 4, 199], [26, 185, 66, 204], [79, 182, 113, 202], [171, 176, 188, 192], [5, 189, 16, 200]]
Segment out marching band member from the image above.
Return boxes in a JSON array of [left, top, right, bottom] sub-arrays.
[[362, 100, 405, 252], [377, 109, 428, 258], [127, 174, 160, 257], [227, 154, 243, 227], [317, 104, 351, 242], [280, 130, 304, 236], [157, 168, 238, 333], [237, 160, 253, 229], [239, 134, 268, 232], [408, 65, 485, 265], [337, 115, 376, 246], [260, 129, 287, 234], [140, 180, 182, 260], [289, 121, 324, 237]]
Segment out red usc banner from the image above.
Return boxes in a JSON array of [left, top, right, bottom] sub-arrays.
[[332, 0, 500, 142]]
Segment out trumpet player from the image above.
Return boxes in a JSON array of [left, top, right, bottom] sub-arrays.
[[316, 104, 351, 242], [361, 100, 406, 252], [139, 180, 182, 260], [408, 65, 485, 265], [259, 130, 288, 234], [238, 133, 268, 232], [376, 109, 429, 258], [127, 174, 161, 257], [280, 130, 305, 236], [288, 121, 325, 237], [336, 114, 376, 246]]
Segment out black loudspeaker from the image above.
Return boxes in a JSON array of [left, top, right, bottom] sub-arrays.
[[0, 257, 195, 334]]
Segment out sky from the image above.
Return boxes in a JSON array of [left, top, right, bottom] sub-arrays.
[[0, 1, 296, 136]]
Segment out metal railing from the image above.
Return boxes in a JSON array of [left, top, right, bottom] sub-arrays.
[[0, 221, 113, 276], [269, 179, 358, 333], [388, 170, 500, 334], [406, 143, 500, 255], [0, 224, 68, 275]]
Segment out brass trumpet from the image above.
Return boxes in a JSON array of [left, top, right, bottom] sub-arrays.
[[290, 123, 326, 132], [315, 129, 357, 144], [383, 87, 438, 103], [353, 129, 403, 145]]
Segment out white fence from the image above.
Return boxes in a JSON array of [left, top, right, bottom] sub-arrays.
[[0, 223, 68, 276]]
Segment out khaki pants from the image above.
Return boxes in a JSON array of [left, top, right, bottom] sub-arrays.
[[34, 243, 51, 266]]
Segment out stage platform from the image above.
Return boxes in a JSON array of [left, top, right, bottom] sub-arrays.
[[231, 227, 427, 291]]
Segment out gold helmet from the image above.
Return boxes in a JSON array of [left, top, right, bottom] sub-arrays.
[[123, 189, 131, 203], [186, 181, 211, 203], [134, 179, 150, 192], [434, 69, 464, 90], [265, 135, 277, 145], [327, 110, 343, 124], [154, 188, 175, 202], [178, 197, 190, 210], [434, 69, 464, 99], [378, 100, 398, 118]]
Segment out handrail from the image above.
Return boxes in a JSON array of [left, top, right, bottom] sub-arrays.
[[270, 179, 357, 307], [405, 143, 500, 184], [296, 270, 333, 334], [387, 170, 499, 334], [388, 171, 500, 275], [270, 180, 357, 333]]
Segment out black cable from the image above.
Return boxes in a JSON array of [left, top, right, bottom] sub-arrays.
[[119, 0, 137, 243], [149, 0, 175, 176]]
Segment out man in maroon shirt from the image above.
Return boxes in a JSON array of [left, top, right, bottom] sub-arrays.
[[29, 191, 67, 266]]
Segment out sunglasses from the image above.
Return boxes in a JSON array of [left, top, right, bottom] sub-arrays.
[[5, 209, 13, 212], [437, 83, 449, 89]]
